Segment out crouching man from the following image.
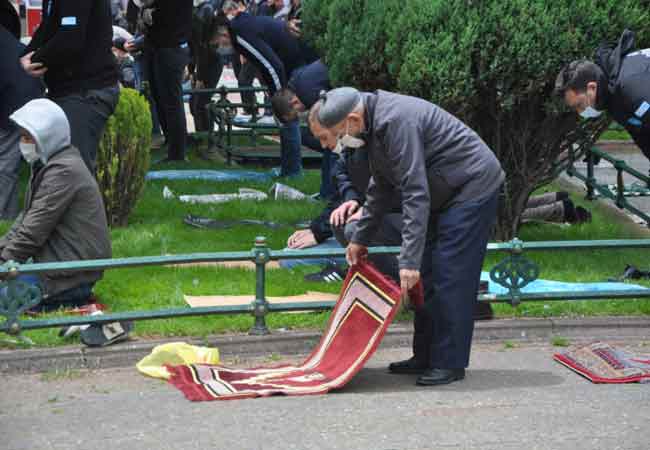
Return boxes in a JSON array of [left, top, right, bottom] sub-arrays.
[[0, 99, 111, 312]]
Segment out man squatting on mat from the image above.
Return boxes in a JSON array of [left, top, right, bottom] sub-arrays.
[[308, 87, 505, 386]]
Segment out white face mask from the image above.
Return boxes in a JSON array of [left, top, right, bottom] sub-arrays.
[[334, 121, 365, 154], [19, 142, 39, 164], [579, 106, 603, 119], [226, 13, 236, 21]]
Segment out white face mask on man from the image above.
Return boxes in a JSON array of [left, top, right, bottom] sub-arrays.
[[333, 121, 365, 154], [579, 106, 604, 119], [19, 142, 40, 164]]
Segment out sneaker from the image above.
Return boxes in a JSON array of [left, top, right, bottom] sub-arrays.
[[256, 115, 277, 126], [304, 264, 347, 283], [233, 113, 252, 123]]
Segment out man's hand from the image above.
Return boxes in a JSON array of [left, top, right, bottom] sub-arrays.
[[399, 268, 420, 305], [20, 52, 47, 78], [287, 229, 317, 249], [287, 19, 302, 37], [124, 41, 137, 53], [330, 200, 360, 227], [346, 242, 368, 266], [346, 207, 363, 224]]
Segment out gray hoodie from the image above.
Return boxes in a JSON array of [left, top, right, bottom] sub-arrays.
[[1, 99, 111, 299]]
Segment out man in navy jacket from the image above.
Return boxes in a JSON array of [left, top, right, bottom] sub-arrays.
[[271, 59, 336, 198], [221, 0, 318, 177]]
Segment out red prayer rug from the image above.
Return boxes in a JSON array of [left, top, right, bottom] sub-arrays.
[[167, 261, 412, 401], [554, 342, 650, 384]]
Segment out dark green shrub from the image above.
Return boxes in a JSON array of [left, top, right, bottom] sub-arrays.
[[305, 0, 650, 239], [97, 88, 152, 227]]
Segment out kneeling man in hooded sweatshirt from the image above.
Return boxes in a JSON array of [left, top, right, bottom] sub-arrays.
[[0, 99, 111, 312]]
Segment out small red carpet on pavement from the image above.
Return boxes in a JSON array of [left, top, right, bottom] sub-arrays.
[[554, 342, 650, 383], [167, 262, 410, 401]]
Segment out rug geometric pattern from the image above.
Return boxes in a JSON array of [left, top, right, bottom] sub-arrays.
[[554, 342, 650, 384], [167, 262, 402, 401]]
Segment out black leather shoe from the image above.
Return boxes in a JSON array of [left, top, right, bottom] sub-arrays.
[[416, 368, 465, 386], [388, 357, 428, 374]]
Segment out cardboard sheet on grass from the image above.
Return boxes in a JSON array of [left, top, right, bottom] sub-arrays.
[[184, 291, 338, 311], [164, 262, 417, 401]]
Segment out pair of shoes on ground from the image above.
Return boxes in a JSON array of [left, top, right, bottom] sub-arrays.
[[388, 357, 465, 385], [60, 316, 133, 347]]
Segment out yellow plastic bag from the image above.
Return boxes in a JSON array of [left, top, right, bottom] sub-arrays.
[[136, 342, 220, 380]]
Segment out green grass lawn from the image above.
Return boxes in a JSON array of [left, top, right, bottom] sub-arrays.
[[1, 142, 649, 347]]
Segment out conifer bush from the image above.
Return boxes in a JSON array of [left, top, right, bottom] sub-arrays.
[[304, 0, 650, 239], [97, 88, 152, 227]]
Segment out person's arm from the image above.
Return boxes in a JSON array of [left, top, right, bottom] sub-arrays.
[[334, 152, 364, 204], [30, 0, 94, 67], [0, 169, 76, 263], [309, 201, 337, 243], [232, 24, 286, 93], [356, 120, 431, 271]]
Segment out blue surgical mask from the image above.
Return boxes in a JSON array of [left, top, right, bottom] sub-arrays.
[[580, 106, 603, 119], [19, 142, 40, 164], [334, 121, 365, 153]]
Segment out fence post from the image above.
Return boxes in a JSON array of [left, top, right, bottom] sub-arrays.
[[614, 159, 626, 208], [586, 148, 596, 200], [249, 236, 271, 335]]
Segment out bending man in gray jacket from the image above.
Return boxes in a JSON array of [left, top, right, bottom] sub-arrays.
[[309, 88, 504, 387], [0, 99, 112, 312]]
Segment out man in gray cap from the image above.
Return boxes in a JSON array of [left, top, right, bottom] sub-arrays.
[[309, 87, 504, 386]]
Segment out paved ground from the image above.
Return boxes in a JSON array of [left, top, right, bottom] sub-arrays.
[[561, 145, 650, 227], [2, 341, 649, 450]]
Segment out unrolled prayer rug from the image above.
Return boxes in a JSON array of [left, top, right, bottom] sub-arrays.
[[554, 342, 650, 384], [166, 261, 403, 401]]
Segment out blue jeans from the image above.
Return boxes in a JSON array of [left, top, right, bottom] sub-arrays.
[[55, 84, 120, 173], [0, 275, 95, 313], [301, 127, 337, 200], [279, 238, 346, 269], [421, 190, 500, 369], [279, 118, 303, 177]]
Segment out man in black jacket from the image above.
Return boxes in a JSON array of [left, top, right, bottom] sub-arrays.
[[20, 0, 120, 173], [0, 0, 43, 220], [138, 0, 193, 161], [556, 30, 650, 162]]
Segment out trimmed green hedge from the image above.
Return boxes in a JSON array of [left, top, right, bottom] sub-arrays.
[[305, 0, 650, 238], [97, 88, 152, 227]]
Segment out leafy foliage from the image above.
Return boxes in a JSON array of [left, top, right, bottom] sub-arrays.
[[304, 0, 650, 238], [97, 88, 152, 227]]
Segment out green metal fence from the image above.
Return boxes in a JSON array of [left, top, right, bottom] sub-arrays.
[[566, 145, 650, 226], [2, 238, 650, 342]]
